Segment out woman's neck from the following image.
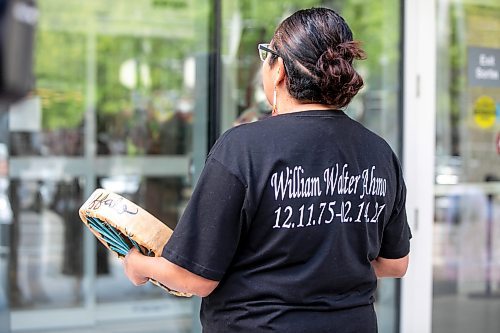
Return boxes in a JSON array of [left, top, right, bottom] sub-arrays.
[[275, 92, 338, 115]]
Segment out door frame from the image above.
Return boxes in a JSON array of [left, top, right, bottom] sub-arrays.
[[400, 0, 436, 332]]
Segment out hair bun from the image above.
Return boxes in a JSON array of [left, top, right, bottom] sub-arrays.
[[335, 41, 366, 62], [316, 41, 366, 74], [315, 41, 366, 107]]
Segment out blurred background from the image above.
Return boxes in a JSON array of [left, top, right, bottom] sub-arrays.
[[0, 0, 499, 332]]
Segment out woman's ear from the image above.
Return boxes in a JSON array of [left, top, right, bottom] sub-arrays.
[[274, 57, 286, 86]]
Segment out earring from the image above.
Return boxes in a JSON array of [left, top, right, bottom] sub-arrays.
[[272, 87, 277, 115], [272, 68, 280, 116]]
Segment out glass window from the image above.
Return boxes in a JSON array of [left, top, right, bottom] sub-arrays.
[[433, 1, 500, 332], [9, 0, 210, 331], [95, 35, 195, 156], [10, 31, 85, 157], [9, 179, 85, 310], [220, 1, 402, 332]]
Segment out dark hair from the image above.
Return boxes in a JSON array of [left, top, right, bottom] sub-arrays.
[[269, 8, 366, 108]]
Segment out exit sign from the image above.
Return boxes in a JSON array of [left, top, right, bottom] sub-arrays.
[[468, 47, 500, 88]]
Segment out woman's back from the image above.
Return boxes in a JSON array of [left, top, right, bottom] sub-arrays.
[[169, 110, 409, 332]]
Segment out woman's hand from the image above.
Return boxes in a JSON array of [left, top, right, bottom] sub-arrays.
[[123, 248, 149, 286], [123, 247, 219, 296]]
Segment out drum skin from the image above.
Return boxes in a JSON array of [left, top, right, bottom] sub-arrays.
[[79, 188, 191, 297]]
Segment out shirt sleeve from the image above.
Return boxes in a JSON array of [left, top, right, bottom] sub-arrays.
[[378, 164, 412, 259], [161, 157, 247, 281]]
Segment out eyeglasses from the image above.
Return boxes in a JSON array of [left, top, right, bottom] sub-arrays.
[[258, 43, 280, 62]]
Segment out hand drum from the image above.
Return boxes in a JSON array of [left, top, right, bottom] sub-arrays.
[[78, 188, 191, 297]]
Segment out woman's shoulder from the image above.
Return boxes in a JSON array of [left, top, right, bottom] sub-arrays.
[[220, 118, 275, 143], [207, 119, 270, 158], [348, 117, 395, 149]]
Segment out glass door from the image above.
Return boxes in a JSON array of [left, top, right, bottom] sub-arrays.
[[433, 1, 500, 332], [9, 0, 210, 331], [219, 1, 403, 332]]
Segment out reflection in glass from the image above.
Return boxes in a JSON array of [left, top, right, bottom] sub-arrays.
[[96, 36, 195, 156], [8, 0, 209, 330], [433, 188, 500, 332], [433, 1, 500, 332], [10, 31, 86, 157], [9, 179, 85, 309]]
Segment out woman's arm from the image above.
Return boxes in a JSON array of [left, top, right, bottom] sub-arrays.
[[123, 248, 219, 297], [371, 255, 409, 278]]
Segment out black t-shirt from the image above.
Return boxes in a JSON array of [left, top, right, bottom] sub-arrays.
[[162, 110, 411, 333]]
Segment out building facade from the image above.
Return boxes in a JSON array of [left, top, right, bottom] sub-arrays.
[[0, 0, 499, 332]]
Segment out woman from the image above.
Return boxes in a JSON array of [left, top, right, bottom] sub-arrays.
[[123, 7, 411, 333]]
